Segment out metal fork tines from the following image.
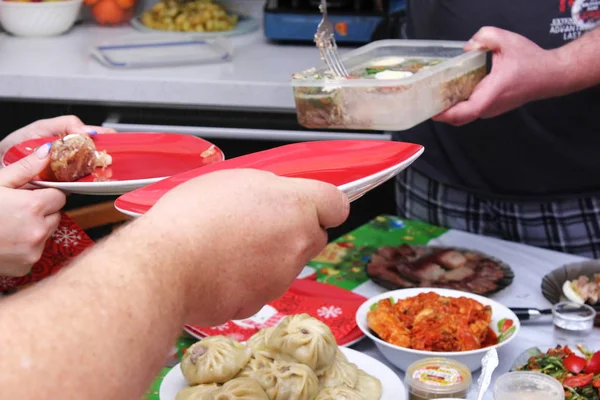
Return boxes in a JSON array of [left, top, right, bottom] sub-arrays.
[[315, 0, 349, 78]]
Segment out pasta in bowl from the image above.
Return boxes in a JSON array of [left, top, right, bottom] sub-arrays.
[[355, 288, 520, 372], [160, 314, 405, 400]]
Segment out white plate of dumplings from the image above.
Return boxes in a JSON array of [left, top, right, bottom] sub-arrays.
[[159, 314, 405, 400]]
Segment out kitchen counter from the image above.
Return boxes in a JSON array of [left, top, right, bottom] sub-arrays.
[[0, 23, 351, 110], [0, 16, 395, 240]]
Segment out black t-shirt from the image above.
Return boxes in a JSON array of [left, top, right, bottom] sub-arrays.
[[393, 0, 600, 200]]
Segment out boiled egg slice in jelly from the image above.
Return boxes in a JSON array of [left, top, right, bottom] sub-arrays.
[[374, 70, 413, 80], [562, 280, 585, 304]]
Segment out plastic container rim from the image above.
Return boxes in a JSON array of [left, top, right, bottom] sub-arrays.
[[552, 301, 597, 322], [493, 371, 565, 397], [290, 39, 487, 88]]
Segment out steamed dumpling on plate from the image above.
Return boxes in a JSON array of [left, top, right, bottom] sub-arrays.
[[252, 360, 319, 400], [181, 336, 251, 385], [212, 377, 269, 400], [318, 348, 359, 390], [315, 386, 365, 400], [236, 353, 273, 379], [247, 326, 277, 360], [175, 383, 219, 400], [266, 314, 337, 375], [354, 370, 382, 400]]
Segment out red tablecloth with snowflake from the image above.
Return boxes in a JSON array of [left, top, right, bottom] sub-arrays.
[[183, 280, 363, 344], [0, 212, 93, 292]]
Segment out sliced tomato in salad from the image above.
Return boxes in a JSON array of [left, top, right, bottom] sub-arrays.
[[563, 373, 594, 388], [564, 354, 587, 374], [593, 377, 600, 388], [585, 351, 600, 375], [500, 318, 513, 333]]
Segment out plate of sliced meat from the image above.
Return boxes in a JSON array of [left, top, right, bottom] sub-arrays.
[[365, 244, 514, 296]]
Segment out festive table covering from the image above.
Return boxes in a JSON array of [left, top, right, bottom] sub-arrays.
[[4, 213, 589, 400], [0, 212, 94, 293]]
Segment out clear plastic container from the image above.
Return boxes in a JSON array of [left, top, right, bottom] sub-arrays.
[[291, 39, 487, 131], [405, 357, 472, 400], [494, 371, 565, 400], [552, 301, 596, 343]]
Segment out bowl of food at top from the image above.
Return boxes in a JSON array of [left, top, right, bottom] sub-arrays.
[[0, 0, 83, 37], [356, 288, 520, 372]]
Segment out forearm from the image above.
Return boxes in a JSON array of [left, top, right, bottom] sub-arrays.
[[0, 218, 195, 400], [545, 27, 600, 97]]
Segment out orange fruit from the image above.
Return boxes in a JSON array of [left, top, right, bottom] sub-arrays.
[[92, 0, 127, 25], [114, 0, 135, 9], [84, 0, 100, 7]]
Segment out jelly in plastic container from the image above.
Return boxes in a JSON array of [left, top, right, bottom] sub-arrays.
[[291, 39, 487, 131]]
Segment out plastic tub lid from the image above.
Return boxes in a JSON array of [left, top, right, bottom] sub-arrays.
[[494, 371, 565, 400], [405, 357, 472, 397]]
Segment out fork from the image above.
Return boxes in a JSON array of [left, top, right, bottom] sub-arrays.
[[314, 0, 349, 77]]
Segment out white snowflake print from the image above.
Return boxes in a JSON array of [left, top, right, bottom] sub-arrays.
[[52, 227, 81, 248], [0, 276, 17, 291], [228, 333, 246, 342], [317, 305, 343, 319], [213, 322, 230, 331]]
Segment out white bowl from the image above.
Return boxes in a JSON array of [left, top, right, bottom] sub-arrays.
[[356, 288, 520, 372], [0, 0, 82, 37]]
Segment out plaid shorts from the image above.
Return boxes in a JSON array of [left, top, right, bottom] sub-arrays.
[[395, 168, 600, 258]]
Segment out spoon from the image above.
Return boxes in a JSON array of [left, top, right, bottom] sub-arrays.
[[476, 348, 499, 400]]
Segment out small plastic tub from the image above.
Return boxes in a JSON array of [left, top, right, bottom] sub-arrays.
[[291, 39, 487, 131], [552, 301, 596, 342], [493, 371, 565, 400], [405, 357, 472, 400]]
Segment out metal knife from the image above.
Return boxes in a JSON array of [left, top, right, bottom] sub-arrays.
[[511, 305, 600, 321]]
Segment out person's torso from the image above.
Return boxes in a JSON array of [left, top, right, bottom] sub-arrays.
[[394, 0, 600, 200]]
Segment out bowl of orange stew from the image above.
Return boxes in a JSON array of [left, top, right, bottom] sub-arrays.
[[355, 288, 520, 372]]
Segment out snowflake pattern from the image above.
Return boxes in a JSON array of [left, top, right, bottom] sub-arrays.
[[228, 333, 246, 342], [317, 305, 343, 319], [0, 276, 17, 291], [213, 322, 230, 331], [52, 227, 81, 248]]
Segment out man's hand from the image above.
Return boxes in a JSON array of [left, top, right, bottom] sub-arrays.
[[433, 27, 566, 126], [0, 168, 348, 400], [0, 115, 116, 159], [0, 143, 66, 276], [138, 169, 350, 326]]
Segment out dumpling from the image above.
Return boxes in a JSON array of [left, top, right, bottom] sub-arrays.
[[354, 370, 382, 400], [316, 387, 365, 400], [318, 349, 359, 390], [180, 336, 251, 385], [251, 360, 319, 400], [247, 327, 276, 352], [211, 378, 269, 400], [175, 384, 220, 400], [236, 354, 273, 378], [247, 327, 277, 360], [266, 314, 337, 375]]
